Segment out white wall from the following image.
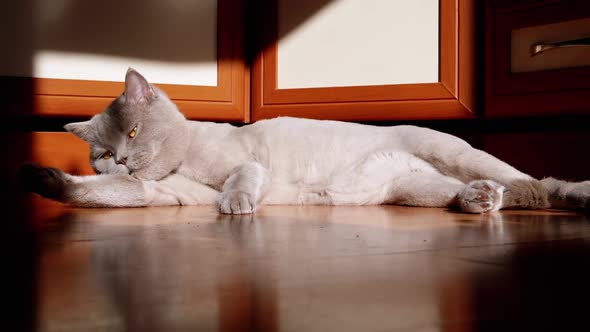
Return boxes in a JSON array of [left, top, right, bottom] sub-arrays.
[[1, 0, 218, 86], [277, 0, 439, 89]]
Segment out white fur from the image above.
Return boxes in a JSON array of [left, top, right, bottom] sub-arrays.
[[177, 117, 530, 213], [43, 116, 549, 213], [26, 70, 589, 214]]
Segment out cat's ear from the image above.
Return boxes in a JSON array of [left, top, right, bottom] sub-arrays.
[[64, 121, 95, 142], [124, 68, 155, 105]]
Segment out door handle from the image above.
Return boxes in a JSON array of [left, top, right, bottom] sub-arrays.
[[530, 37, 590, 56]]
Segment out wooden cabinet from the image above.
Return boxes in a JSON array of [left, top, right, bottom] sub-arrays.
[[252, 0, 477, 122], [4, 0, 480, 123], [6, 0, 590, 123], [485, 0, 590, 117]]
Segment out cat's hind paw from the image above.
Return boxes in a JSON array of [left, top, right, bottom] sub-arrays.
[[457, 180, 504, 213], [217, 190, 257, 215], [18, 163, 70, 200]]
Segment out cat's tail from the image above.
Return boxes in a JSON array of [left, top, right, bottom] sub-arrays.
[[541, 177, 590, 212], [502, 179, 550, 210], [502, 177, 590, 212]]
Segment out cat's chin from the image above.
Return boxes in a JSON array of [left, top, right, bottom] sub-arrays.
[[96, 164, 130, 175], [113, 164, 131, 174]]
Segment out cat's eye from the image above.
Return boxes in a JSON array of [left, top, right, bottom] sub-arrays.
[[102, 151, 113, 160], [128, 126, 137, 138]]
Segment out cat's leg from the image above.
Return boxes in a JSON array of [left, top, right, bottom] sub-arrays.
[[327, 170, 504, 213], [541, 178, 590, 211], [217, 162, 271, 214], [400, 126, 549, 210], [307, 151, 465, 208], [295, 150, 504, 213], [387, 172, 466, 207], [390, 173, 508, 213], [20, 164, 218, 207], [324, 171, 505, 213]]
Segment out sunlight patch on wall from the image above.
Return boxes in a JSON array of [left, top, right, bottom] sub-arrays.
[[33, 51, 218, 86]]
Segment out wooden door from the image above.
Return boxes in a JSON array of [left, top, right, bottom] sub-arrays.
[[252, 0, 477, 121]]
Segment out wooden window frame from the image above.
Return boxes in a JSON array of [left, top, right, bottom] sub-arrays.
[[252, 0, 477, 122], [30, 0, 249, 122]]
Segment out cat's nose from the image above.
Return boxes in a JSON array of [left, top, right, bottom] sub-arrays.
[[116, 157, 127, 165]]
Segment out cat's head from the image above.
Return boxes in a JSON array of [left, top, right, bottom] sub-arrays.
[[64, 68, 189, 178]]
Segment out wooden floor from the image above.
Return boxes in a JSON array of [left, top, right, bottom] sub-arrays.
[[19, 201, 590, 331]]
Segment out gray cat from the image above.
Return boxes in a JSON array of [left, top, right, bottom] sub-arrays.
[[21, 69, 590, 214]]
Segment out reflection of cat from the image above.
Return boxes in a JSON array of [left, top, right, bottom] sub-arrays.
[[21, 69, 590, 214]]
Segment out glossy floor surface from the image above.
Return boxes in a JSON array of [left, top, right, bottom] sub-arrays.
[[21, 203, 590, 331]]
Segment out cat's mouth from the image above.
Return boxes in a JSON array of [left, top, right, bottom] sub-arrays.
[[93, 163, 130, 175]]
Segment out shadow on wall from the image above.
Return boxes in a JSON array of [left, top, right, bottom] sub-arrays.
[[39, 0, 336, 62], [1, 0, 337, 77], [33, 0, 217, 62]]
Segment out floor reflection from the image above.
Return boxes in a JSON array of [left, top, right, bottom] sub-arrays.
[[217, 214, 279, 332], [38, 208, 281, 331], [440, 238, 590, 332], [32, 205, 590, 331]]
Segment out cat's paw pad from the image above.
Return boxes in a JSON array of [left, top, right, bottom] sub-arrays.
[[217, 191, 256, 215], [457, 180, 504, 213], [18, 164, 69, 199]]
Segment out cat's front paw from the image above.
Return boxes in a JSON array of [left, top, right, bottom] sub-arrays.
[[217, 190, 256, 214], [457, 180, 504, 213], [19, 164, 70, 200]]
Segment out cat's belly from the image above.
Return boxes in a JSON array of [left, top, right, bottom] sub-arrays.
[[263, 150, 438, 205]]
